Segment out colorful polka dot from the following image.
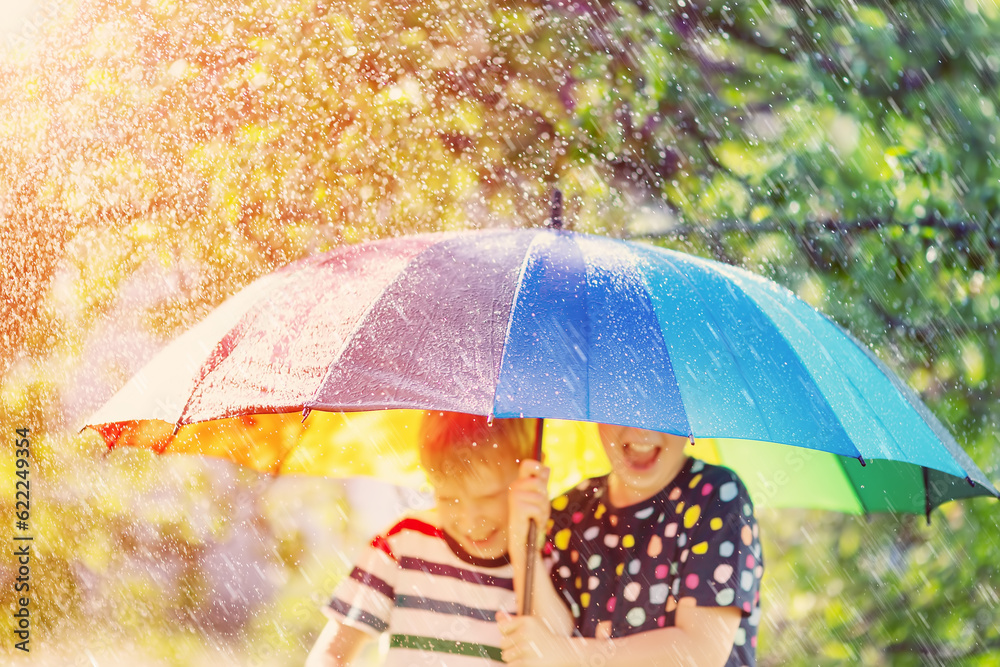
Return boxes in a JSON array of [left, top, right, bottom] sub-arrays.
[[587, 554, 602, 570], [647, 535, 662, 558], [716, 588, 735, 605], [628, 559, 641, 575], [692, 541, 709, 555], [625, 607, 646, 627], [664, 522, 678, 538], [746, 554, 755, 568], [691, 459, 705, 473], [710, 517, 723, 530], [741, 570, 754, 591], [649, 583, 668, 605], [603, 534, 619, 548], [680, 549, 689, 563], [688, 473, 703, 489], [714, 564, 733, 582], [583, 526, 600, 541], [594, 504, 606, 520], [657, 615, 666, 627], [552, 495, 569, 511], [572, 511, 584, 523], [623, 582, 642, 602], [606, 597, 616, 613], [581, 592, 590, 608], [635, 506, 654, 520], [676, 501, 685, 514], [677, 533, 687, 547], [609, 514, 618, 527], [683, 505, 701, 529], [701, 483, 713, 497], [719, 481, 738, 502], [554, 529, 571, 550], [558, 566, 570, 578], [589, 576, 599, 590], [741, 525, 753, 546], [622, 534, 635, 549], [720, 541, 734, 557], [654, 564, 668, 579], [734, 627, 746, 647], [668, 487, 682, 501], [616, 562, 625, 576], [685, 573, 699, 590]]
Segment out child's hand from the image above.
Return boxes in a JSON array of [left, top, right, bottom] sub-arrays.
[[497, 611, 578, 667], [507, 459, 550, 562]]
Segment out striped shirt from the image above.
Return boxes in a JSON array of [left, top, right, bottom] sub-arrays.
[[324, 513, 515, 666]]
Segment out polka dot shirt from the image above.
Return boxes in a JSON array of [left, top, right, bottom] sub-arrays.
[[547, 457, 763, 667]]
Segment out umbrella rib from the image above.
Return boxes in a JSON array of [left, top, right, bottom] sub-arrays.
[[694, 266, 993, 505], [752, 290, 889, 462], [491, 229, 559, 419], [923, 466, 932, 525], [833, 321, 990, 486], [833, 452, 870, 517], [652, 252, 776, 444], [796, 305, 970, 479], [305, 233, 452, 411], [690, 256, 880, 462], [617, 240, 693, 437], [708, 257, 991, 491], [171, 268, 313, 428]]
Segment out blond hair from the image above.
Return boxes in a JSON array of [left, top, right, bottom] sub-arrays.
[[419, 411, 537, 479]]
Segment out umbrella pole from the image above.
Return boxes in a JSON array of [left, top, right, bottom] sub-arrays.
[[521, 418, 545, 616]]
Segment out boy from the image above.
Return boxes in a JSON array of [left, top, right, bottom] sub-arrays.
[[307, 411, 537, 666]]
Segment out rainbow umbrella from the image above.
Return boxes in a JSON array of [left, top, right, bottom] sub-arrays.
[[84, 228, 998, 520]]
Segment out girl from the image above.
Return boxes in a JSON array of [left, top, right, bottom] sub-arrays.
[[500, 424, 763, 667]]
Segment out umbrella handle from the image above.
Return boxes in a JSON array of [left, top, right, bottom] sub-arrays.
[[521, 417, 545, 616], [521, 518, 538, 616]]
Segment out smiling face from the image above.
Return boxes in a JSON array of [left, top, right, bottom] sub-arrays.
[[419, 412, 534, 560], [598, 424, 690, 507], [430, 454, 520, 559]]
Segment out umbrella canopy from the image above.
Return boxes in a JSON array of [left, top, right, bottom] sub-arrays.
[[85, 228, 998, 516]]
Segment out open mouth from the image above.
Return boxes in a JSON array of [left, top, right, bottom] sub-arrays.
[[622, 441, 661, 470]]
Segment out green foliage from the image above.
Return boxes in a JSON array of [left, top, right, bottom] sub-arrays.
[[2, 0, 999, 664]]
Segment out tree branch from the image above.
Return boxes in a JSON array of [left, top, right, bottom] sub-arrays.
[[630, 216, 984, 240]]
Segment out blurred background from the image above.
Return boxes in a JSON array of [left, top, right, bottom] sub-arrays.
[[2, 0, 999, 664]]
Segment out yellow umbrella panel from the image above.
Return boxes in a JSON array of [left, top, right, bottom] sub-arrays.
[[92, 411, 865, 513]]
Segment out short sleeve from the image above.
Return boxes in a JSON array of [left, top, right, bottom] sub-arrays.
[[675, 469, 763, 616], [323, 535, 398, 636]]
